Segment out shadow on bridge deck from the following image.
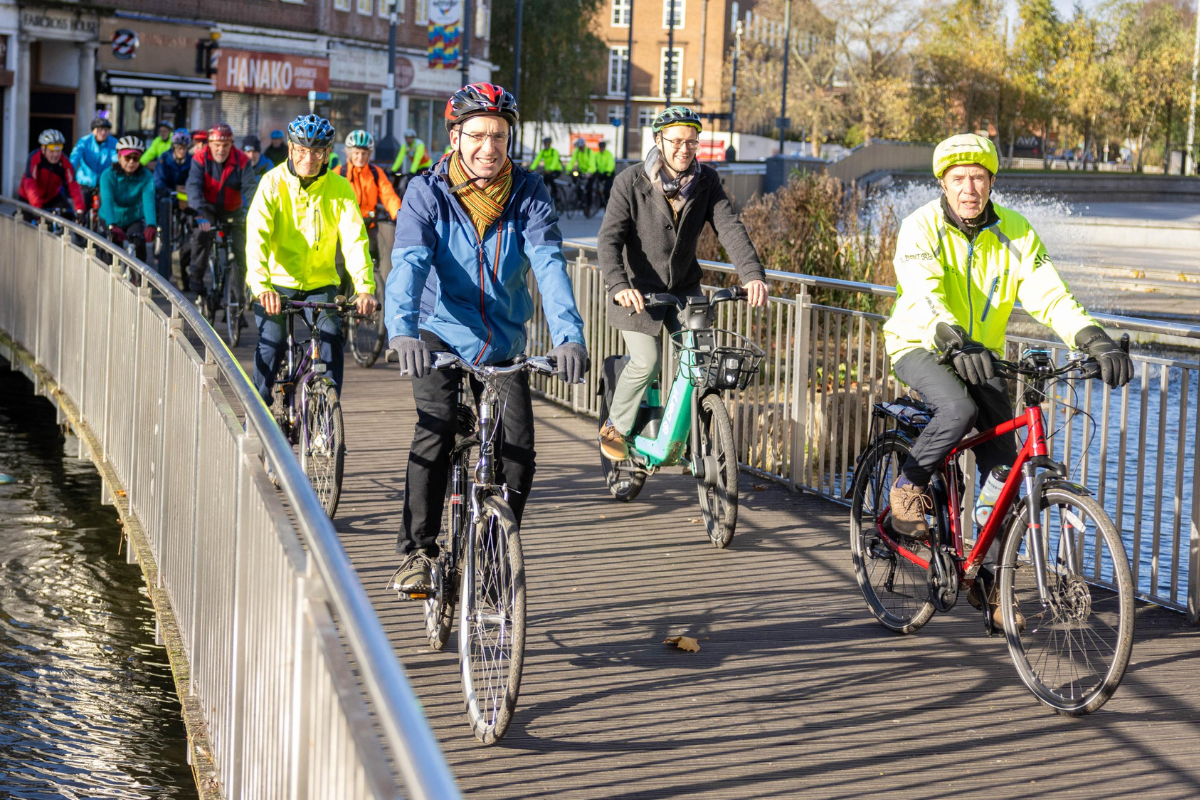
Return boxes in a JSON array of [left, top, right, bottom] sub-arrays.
[[238, 340, 1200, 800]]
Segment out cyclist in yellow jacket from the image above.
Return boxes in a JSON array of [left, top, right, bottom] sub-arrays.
[[244, 114, 378, 405], [594, 139, 616, 204], [884, 133, 1132, 547]]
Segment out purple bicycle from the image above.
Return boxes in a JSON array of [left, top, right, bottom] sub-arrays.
[[270, 296, 356, 517]]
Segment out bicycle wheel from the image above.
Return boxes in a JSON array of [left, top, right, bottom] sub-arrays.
[[597, 394, 646, 501], [300, 381, 345, 517], [695, 393, 739, 548], [459, 494, 525, 744], [849, 432, 937, 634], [999, 487, 1135, 715], [203, 253, 221, 324], [350, 286, 386, 368], [224, 270, 243, 348], [583, 186, 598, 218], [426, 447, 470, 651]]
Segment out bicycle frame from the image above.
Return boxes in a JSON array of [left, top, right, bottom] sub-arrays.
[[631, 329, 708, 469], [875, 402, 1060, 600]]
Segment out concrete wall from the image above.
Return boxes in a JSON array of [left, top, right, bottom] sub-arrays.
[[887, 171, 1200, 203]]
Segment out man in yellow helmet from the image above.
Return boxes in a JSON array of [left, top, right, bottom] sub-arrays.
[[883, 134, 1131, 609]]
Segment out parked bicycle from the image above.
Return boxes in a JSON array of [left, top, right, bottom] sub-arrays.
[[596, 287, 763, 548], [268, 296, 358, 517], [388, 349, 559, 744], [848, 342, 1135, 716], [194, 217, 245, 347]]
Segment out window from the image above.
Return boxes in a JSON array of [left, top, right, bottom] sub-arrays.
[[584, 104, 597, 124], [335, 0, 350, 11], [607, 46, 628, 95], [608, 104, 624, 125], [357, 0, 372, 14], [475, 1, 489, 38], [379, 0, 403, 16], [659, 47, 683, 99], [662, 0, 684, 29], [611, 0, 631, 26], [637, 106, 659, 128], [415, 0, 428, 25]]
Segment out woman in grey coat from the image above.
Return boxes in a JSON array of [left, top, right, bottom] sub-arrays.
[[596, 106, 768, 460]]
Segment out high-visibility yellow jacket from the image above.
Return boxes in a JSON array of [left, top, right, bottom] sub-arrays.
[[244, 162, 375, 299], [391, 139, 431, 173], [594, 149, 616, 175], [529, 147, 562, 172], [567, 147, 595, 174], [883, 198, 1095, 361]]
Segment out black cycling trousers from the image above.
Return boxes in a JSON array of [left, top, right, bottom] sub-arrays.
[[189, 212, 247, 290], [396, 333, 536, 557], [893, 347, 1018, 487], [252, 284, 344, 405]]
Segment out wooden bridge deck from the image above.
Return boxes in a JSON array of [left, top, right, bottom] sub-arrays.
[[239, 342, 1200, 800]]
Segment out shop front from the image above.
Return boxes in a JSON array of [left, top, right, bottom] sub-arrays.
[[200, 45, 331, 145], [96, 17, 216, 137], [14, 5, 100, 158], [395, 53, 494, 158]]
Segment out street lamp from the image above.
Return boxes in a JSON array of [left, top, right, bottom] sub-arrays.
[[377, 0, 400, 164]]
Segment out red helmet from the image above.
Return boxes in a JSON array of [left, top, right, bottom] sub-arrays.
[[191, 129, 209, 143], [209, 123, 234, 142], [444, 83, 518, 133]]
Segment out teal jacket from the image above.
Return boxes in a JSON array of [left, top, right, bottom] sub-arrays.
[[99, 164, 157, 229]]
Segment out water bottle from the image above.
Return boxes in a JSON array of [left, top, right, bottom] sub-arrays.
[[973, 466, 1011, 527]]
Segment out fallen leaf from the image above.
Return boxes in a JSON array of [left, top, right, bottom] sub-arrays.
[[689, 518, 702, 524], [663, 635, 701, 653], [753, 484, 766, 491]]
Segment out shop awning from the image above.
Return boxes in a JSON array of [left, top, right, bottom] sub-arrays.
[[103, 71, 216, 99]]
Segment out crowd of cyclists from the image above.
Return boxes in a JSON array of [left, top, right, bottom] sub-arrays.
[[15, 84, 1136, 676]]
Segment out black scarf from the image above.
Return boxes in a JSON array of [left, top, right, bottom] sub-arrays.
[[940, 195, 999, 240]]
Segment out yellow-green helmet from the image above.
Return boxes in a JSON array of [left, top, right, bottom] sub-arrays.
[[933, 133, 999, 178]]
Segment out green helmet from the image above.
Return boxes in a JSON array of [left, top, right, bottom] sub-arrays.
[[933, 133, 999, 178], [345, 129, 375, 150], [651, 106, 702, 133]]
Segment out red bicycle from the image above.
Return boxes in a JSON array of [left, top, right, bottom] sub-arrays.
[[849, 344, 1135, 716]]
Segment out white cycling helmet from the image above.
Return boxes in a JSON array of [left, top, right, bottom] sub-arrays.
[[403, 128, 417, 138], [39, 129, 66, 147], [116, 135, 145, 155]]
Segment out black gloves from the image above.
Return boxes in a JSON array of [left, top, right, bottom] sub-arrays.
[[548, 341, 589, 385], [1075, 325, 1132, 388], [934, 322, 995, 386], [390, 335, 431, 379]]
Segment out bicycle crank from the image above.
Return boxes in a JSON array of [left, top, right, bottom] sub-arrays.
[[928, 547, 959, 613]]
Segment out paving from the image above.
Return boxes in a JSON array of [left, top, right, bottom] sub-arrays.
[[255, 348, 1200, 800]]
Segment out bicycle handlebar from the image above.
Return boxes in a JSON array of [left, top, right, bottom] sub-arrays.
[[383, 349, 558, 379], [615, 286, 748, 312], [279, 296, 356, 313], [939, 333, 1130, 382]]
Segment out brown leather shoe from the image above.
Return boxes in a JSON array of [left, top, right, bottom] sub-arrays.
[[599, 419, 629, 461], [968, 575, 1025, 631], [889, 478, 931, 536]]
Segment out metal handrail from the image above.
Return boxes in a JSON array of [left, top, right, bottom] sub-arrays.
[[1, 200, 461, 799], [563, 239, 1200, 341]]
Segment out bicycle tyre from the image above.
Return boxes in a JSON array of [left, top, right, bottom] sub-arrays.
[[848, 432, 937, 634], [459, 494, 525, 744], [999, 487, 1135, 716], [300, 381, 345, 518], [224, 271, 242, 347], [426, 446, 471, 651], [350, 284, 386, 368], [696, 393, 739, 548], [583, 186, 598, 218], [597, 394, 646, 502]]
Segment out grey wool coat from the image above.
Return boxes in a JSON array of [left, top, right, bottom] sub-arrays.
[[597, 160, 766, 335]]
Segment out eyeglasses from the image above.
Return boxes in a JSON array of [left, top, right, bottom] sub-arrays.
[[661, 136, 699, 150], [119, 153, 141, 161], [460, 131, 510, 146]]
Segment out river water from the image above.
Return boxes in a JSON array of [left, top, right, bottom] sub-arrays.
[[0, 368, 197, 799]]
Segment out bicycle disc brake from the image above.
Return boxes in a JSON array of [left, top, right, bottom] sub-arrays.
[[928, 547, 959, 613]]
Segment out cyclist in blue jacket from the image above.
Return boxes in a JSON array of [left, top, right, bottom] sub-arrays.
[[386, 83, 589, 594], [69, 116, 117, 219]]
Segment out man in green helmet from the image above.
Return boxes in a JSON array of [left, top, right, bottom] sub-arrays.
[[883, 133, 1132, 619]]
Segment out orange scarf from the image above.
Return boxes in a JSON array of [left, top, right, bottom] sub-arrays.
[[449, 153, 512, 241]]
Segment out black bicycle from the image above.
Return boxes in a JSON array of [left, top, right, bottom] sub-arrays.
[[195, 218, 245, 347], [565, 170, 598, 219], [390, 350, 560, 744], [269, 296, 356, 517]]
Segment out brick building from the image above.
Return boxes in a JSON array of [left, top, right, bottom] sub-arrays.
[[589, 0, 756, 157], [3, 0, 494, 195]]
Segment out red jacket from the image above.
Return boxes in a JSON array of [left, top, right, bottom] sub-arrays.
[[185, 146, 258, 219], [18, 150, 84, 212]]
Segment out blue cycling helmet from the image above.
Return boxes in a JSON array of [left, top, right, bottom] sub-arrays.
[[171, 128, 191, 146], [287, 115, 334, 148]]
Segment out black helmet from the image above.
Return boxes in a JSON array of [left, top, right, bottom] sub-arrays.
[[90, 116, 113, 130]]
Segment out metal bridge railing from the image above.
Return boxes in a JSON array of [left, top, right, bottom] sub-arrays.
[[0, 201, 462, 800], [527, 239, 1200, 622]]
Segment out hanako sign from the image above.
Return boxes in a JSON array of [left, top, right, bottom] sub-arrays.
[[216, 48, 330, 97]]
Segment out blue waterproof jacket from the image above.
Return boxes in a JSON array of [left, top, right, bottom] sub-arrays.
[[154, 154, 191, 199], [70, 134, 117, 188], [386, 158, 585, 366]]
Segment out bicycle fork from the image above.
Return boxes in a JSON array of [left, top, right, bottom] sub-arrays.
[[1022, 464, 1074, 607]]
